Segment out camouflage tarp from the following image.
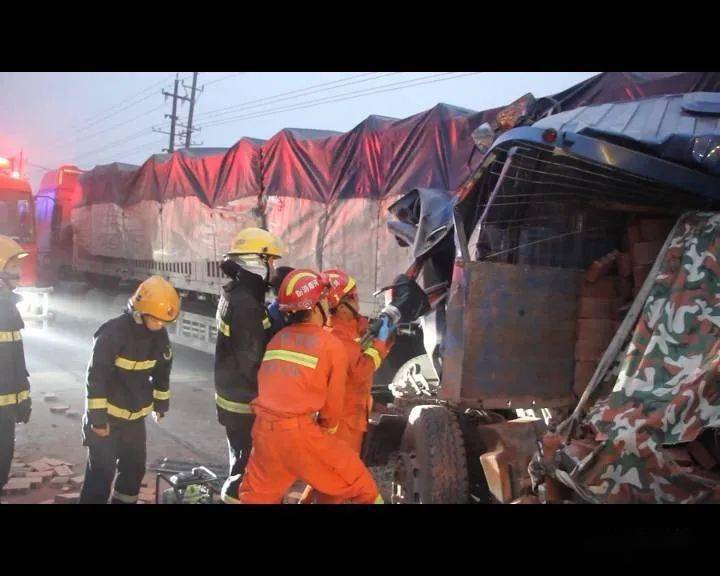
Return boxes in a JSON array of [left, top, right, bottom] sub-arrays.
[[556, 211, 720, 503]]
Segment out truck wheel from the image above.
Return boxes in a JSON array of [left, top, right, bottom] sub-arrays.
[[391, 405, 469, 504], [389, 354, 440, 400]]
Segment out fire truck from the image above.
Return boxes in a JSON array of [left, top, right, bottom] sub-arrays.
[[0, 155, 52, 324]]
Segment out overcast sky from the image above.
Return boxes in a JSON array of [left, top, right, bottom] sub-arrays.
[[0, 72, 598, 188]]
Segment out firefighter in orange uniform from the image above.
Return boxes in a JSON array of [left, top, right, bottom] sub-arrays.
[[228, 269, 383, 504], [300, 268, 395, 504]]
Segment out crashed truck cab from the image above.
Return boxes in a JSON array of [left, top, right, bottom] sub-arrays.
[[366, 91, 720, 503]]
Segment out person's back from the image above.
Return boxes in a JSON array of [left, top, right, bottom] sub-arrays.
[[231, 269, 383, 505], [252, 321, 346, 426], [213, 272, 268, 423]]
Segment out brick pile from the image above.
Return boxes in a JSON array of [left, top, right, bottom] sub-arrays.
[[573, 217, 675, 398], [626, 217, 675, 296], [1, 457, 82, 502]]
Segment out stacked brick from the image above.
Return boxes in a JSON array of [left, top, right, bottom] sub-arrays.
[[1, 457, 82, 503], [626, 217, 675, 296], [572, 217, 675, 398]]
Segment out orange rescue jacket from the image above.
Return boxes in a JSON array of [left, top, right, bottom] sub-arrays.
[[251, 322, 348, 432], [329, 316, 389, 432]]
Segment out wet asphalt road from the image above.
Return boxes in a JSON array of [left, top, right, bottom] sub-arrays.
[[14, 287, 229, 480]]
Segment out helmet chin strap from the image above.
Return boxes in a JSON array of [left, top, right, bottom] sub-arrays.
[[318, 301, 330, 326], [127, 300, 146, 326], [341, 299, 360, 319]]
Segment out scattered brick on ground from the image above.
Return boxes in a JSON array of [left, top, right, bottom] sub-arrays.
[[2, 478, 32, 494], [70, 476, 85, 488], [55, 492, 80, 504], [28, 459, 53, 472], [49, 405, 70, 414], [50, 476, 70, 487], [53, 465, 74, 477], [25, 476, 44, 489], [32, 470, 56, 481]]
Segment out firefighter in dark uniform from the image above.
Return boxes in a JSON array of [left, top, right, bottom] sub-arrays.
[[79, 275, 180, 504], [0, 236, 31, 501], [214, 228, 285, 503]]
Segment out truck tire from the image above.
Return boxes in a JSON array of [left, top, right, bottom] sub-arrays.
[[391, 405, 469, 504]]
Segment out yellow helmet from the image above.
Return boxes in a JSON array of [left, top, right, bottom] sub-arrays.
[[0, 235, 29, 272], [227, 228, 285, 259], [129, 276, 181, 322]]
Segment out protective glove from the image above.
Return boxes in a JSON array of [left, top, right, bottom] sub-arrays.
[[153, 411, 165, 424], [377, 315, 396, 343], [16, 397, 31, 424]]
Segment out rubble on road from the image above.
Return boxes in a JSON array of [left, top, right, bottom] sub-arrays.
[[3, 457, 82, 503], [53, 465, 73, 477], [49, 405, 70, 414], [2, 478, 33, 495], [55, 492, 80, 504]]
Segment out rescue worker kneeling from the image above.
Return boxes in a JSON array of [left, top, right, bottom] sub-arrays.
[[228, 269, 382, 504], [300, 269, 395, 504], [79, 276, 180, 504]]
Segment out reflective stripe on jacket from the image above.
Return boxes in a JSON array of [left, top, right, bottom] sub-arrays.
[[251, 322, 349, 432], [85, 312, 172, 426]]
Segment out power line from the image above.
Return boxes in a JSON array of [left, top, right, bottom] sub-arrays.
[[112, 139, 167, 163], [77, 137, 165, 169], [64, 73, 197, 164], [202, 72, 246, 87], [71, 127, 155, 163], [26, 161, 54, 172], [72, 90, 162, 134], [201, 72, 481, 129], [49, 104, 165, 152], [194, 72, 392, 121], [53, 73, 177, 137]]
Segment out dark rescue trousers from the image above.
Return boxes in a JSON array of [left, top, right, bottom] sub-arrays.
[[0, 407, 16, 491], [221, 414, 255, 502], [79, 418, 146, 504], [226, 414, 256, 477]]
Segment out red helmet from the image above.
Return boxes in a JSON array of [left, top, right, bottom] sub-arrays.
[[278, 269, 328, 312], [322, 268, 357, 309]]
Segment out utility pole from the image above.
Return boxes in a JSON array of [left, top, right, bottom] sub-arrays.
[[184, 72, 199, 148], [155, 74, 190, 153], [165, 75, 180, 153], [155, 72, 204, 152], [177, 72, 203, 149]]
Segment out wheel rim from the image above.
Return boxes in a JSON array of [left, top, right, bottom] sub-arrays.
[[392, 452, 421, 504]]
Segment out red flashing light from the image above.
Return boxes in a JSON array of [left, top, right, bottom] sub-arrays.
[[542, 129, 558, 144]]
